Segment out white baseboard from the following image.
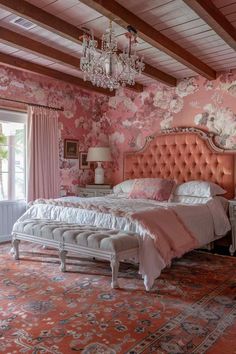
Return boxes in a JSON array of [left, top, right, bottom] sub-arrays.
[[0, 234, 12, 243]]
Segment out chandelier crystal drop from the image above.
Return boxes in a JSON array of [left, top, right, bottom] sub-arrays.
[[80, 21, 145, 91]]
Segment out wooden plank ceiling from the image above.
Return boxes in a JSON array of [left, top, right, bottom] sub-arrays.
[[0, 0, 235, 95]]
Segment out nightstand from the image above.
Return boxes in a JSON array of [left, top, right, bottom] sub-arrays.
[[228, 200, 236, 256], [78, 186, 113, 198]]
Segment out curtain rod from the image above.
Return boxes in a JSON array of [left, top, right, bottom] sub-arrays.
[[0, 97, 64, 111]]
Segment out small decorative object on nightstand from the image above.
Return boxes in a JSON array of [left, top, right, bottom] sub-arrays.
[[78, 185, 113, 198], [228, 200, 236, 256]]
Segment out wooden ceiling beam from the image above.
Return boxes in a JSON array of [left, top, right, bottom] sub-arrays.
[[0, 52, 114, 96], [183, 0, 236, 51], [0, 26, 81, 68], [143, 64, 176, 86], [80, 0, 217, 80], [0, 0, 85, 45], [0, 26, 143, 92], [0, 0, 176, 86]]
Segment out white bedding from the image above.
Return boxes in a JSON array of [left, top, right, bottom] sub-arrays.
[[16, 194, 231, 290]]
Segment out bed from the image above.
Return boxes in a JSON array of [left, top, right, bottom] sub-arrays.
[[12, 127, 234, 290]]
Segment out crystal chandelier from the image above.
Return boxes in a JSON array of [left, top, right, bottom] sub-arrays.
[[80, 21, 145, 91]]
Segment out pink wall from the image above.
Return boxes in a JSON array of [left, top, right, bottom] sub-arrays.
[[1, 64, 236, 191], [0, 65, 108, 195], [102, 71, 236, 184]]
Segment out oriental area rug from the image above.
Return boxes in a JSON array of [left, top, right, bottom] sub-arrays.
[[0, 242, 236, 354]]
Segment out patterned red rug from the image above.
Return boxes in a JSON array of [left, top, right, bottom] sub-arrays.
[[0, 242, 236, 354]]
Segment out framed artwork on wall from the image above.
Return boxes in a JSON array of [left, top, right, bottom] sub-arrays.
[[79, 152, 90, 169], [64, 139, 78, 159]]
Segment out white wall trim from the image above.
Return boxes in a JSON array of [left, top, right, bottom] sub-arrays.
[[0, 109, 27, 123], [0, 234, 12, 243], [0, 200, 26, 240]]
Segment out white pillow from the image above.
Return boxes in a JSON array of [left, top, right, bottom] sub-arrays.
[[173, 180, 226, 198], [171, 195, 211, 204], [113, 179, 136, 194]]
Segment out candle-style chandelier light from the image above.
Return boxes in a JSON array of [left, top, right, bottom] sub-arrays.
[[80, 21, 145, 91]]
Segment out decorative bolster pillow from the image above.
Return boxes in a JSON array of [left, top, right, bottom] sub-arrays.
[[128, 178, 176, 201]]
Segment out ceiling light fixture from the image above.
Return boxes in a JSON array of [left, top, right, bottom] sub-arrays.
[[80, 21, 144, 91]]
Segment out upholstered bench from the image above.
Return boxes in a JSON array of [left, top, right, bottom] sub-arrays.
[[12, 219, 139, 288]]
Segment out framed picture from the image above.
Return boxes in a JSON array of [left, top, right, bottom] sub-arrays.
[[64, 139, 78, 159], [79, 152, 90, 169]]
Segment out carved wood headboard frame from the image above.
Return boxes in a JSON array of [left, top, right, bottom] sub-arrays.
[[123, 127, 235, 199]]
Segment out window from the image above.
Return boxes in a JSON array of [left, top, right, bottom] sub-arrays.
[[0, 110, 26, 201]]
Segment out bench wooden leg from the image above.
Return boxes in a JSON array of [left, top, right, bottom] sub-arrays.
[[59, 249, 68, 272], [12, 238, 20, 260], [110, 255, 120, 289]]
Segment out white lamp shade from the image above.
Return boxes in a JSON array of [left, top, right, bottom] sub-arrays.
[[87, 147, 112, 162]]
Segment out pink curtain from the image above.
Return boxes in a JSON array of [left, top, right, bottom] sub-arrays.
[[27, 106, 59, 201]]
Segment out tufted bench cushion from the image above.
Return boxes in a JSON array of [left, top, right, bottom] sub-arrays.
[[12, 219, 139, 289], [13, 219, 139, 252]]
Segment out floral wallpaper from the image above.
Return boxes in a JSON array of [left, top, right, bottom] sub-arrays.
[[0, 65, 109, 195], [1, 63, 236, 192], [100, 70, 236, 184]]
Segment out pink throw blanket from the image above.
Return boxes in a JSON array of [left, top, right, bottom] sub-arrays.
[[32, 199, 198, 264], [129, 208, 199, 264]]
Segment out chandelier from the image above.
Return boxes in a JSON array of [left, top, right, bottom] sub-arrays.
[[80, 21, 145, 91]]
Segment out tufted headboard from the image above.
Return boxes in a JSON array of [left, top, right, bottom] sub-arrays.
[[123, 127, 235, 199]]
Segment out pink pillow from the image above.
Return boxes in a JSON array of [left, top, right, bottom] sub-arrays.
[[129, 178, 175, 201]]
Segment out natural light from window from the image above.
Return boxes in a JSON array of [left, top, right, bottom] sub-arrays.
[[0, 110, 26, 201]]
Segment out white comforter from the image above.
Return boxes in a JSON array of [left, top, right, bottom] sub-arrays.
[[16, 194, 231, 290]]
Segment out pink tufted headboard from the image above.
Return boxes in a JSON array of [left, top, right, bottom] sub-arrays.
[[123, 127, 235, 199]]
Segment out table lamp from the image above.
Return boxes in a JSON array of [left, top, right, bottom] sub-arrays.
[[87, 147, 112, 184]]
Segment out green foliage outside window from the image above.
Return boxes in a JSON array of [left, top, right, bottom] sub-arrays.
[[0, 134, 7, 160]]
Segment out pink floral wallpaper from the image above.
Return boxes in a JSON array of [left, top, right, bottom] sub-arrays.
[[101, 70, 236, 184], [0, 65, 108, 195], [1, 63, 236, 191]]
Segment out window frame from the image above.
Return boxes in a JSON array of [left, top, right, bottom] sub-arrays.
[[0, 109, 27, 201]]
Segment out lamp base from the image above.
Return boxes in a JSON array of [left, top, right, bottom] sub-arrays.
[[94, 162, 104, 184]]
